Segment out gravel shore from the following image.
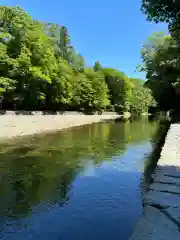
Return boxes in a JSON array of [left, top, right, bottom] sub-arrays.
[[0, 114, 120, 140]]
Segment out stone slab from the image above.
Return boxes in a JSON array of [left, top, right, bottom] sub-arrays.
[[149, 182, 180, 194], [129, 206, 180, 240], [129, 124, 180, 240], [156, 124, 180, 167], [143, 190, 180, 208], [164, 207, 180, 226], [153, 174, 180, 186], [153, 167, 180, 178]]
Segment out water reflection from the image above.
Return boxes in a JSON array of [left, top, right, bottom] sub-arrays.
[[0, 117, 158, 240]]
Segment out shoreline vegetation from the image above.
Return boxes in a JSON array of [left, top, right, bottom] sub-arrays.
[[140, 1, 180, 116], [0, 6, 155, 116], [1, 2, 180, 139]]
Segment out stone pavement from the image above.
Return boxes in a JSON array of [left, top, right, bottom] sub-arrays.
[[129, 124, 180, 240]]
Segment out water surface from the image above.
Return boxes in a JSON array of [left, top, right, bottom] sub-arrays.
[[0, 118, 158, 240]]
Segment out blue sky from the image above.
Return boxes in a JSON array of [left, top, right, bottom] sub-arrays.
[[1, 0, 167, 79]]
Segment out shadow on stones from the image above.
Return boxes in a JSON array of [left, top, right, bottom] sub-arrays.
[[0, 110, 6, 115]]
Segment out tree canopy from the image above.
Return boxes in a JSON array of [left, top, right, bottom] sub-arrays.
[[141, 0, 180, 31], [0, 5, 154, 114], [140, 1, 180, 112]]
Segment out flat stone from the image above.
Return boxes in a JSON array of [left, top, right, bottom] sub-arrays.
[[154, 166, 180, 178], [163, 207, 180, 226], [130, 124, 180, 239], [149, 182, 180, 194], [164, 171, 180, 178], [153, 174, 180, 186], [143, 190, 180, 208], [129, 206, 180, 240]]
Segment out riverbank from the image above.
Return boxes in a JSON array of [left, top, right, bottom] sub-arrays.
[[0, 111, 121, 140], [129, 123, 180, 240]]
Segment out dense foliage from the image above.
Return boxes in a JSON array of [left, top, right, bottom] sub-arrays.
[[141, 0, 180, 32], [140, 1, 180, 111], [0, 6, 154, 114]]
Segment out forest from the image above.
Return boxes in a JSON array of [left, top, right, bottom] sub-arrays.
[[141, 0, 180, 112], [0, 6, 155, 114]]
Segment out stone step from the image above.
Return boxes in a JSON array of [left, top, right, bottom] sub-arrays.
[[143, 190, 180, 208], [163, 206, 180, 226], [153, 174, 180, 186], [129, 206, 180, 240], [149, 182, 180, 195]]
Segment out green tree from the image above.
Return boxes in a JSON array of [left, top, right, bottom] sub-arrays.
[[72, 69, 109, 113], [0, 5, 154, 114], [141, 0, 180, 112], [130, 83, 155, 115], [57, 26, 72, 62], [141, 0, 180, 33], [69, 50, 85, 72], [102, 68, 131, 112], [93, 61, 103, 72], [140, 32, 180, 111], [85, 69, 110, 112]]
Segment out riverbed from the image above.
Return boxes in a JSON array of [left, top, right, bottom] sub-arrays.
[[0, 118, 158, 240]]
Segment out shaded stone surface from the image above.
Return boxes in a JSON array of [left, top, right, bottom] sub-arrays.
[[149, 182, 180, 194], [153, 174, 180, 186], [164, 207, 180, 226], [143, 190, 180, 208], [129, 206, 180, 240], [129, 124, 180, 240], [154, 167, 180, 178]]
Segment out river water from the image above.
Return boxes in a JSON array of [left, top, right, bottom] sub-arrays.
[[0, 118, 158, 240]]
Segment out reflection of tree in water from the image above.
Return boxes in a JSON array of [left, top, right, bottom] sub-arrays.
[[0, 118, 158, 222], [123, 117, 158, 145], [0, 151, 77, 220]]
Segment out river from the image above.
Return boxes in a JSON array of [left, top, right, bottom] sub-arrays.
[[0, 117, 158, 240]]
